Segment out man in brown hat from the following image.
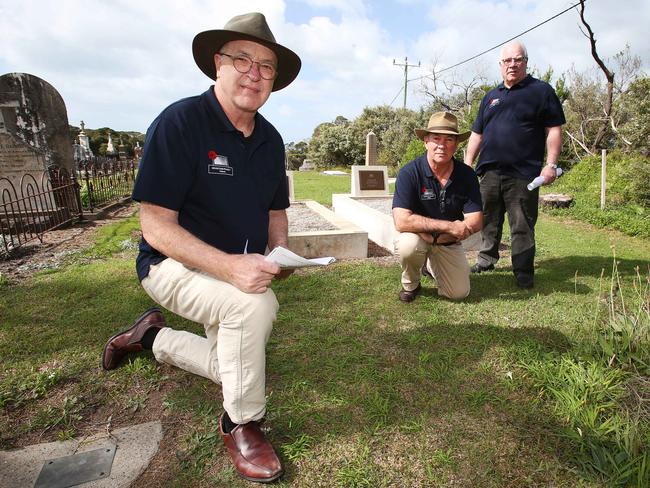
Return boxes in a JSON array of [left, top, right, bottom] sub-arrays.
[[392, 112, 483, 302], [101, 12, 301, 483]]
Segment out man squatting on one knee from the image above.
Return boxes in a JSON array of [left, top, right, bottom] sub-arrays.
[[393, 111, 483, 303], [101, 12, 301, 484]]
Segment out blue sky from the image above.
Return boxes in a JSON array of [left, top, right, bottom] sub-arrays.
[[1, 0, 648, 144]]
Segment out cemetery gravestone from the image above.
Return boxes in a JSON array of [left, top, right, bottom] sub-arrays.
[[286, 170, 295, 202], [299, 159, 315, 171], [0, 73, 74, 180], [365, 131, 377, 166], [351, 165, 389, 197]]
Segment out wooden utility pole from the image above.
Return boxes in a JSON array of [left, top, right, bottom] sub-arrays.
[[393, 57, 420, 108]]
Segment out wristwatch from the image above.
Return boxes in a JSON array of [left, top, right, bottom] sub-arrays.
[[546, 162, 558, 169]]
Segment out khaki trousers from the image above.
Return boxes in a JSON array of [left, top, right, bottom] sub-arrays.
[[141, 258, 278, 424], [394, 232, 470, 300]]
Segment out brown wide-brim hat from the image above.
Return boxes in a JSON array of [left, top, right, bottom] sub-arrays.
[[192, 12, 301, 92], [414, 111, 470, 143]]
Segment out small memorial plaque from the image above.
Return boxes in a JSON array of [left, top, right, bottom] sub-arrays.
[[351, 165, 389, 197], [34, 446, 117, 488], [359, 170, 385, 191]]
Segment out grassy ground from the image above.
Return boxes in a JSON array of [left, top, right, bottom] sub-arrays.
[[292, 171, 394, 206], [1, 195, 649, 486]]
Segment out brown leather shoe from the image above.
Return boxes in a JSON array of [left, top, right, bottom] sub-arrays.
[[102, 308, 167, 370], [399, 283, 421, 303], [220, 414, 283, 483]]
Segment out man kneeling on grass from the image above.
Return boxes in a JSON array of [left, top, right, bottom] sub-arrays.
[[392, 112, 483, 302]]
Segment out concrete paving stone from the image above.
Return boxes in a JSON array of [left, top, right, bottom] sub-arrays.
[[0, 421, 162, 488]]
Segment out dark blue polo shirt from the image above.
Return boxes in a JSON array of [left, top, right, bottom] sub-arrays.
[[472, 75, 565, 180], [392, 154, 482, 221], [132, 87, 289, 281]]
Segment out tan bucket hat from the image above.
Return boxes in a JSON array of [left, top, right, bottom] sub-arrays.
[[192, 12, 301, 91], [414, 112, 470, 142]]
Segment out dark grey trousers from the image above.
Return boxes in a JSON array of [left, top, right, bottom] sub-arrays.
[[476, 170, 539, 285]]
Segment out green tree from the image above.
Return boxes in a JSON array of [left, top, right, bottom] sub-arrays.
[[307, 118, 363, 167], [285, 140, 308, 170], [352, 105, 428, 168], [618, 76, 650, 155]]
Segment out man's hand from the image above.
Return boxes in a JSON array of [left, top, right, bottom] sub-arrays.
[[541, 164, 557, 185], [446, 220, 471, 241], [227, 254, 280, 294]]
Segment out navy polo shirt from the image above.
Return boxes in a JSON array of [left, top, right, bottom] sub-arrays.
[[392, 154, 482, 221], [132, 87, 289, 281], [472, 75, 565, 180]]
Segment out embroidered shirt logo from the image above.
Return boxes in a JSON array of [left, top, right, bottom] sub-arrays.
[[207, 150, 233, 176], [489, 98, 501, 108], [421, 186, 435, 200]]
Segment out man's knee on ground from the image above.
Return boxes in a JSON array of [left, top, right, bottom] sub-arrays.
[[439, 283, 470, 301], [394, 232, 427, 260]]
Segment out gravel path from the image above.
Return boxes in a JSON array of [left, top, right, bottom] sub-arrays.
[[353, 197, 392, 214], [287, 203, 337, 232], [0, 200, 398, 284]]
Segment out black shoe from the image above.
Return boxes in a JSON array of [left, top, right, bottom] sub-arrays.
[[516, 277, 534, 289], [399, 284, 421, 303], [470, 263, 495, 274]]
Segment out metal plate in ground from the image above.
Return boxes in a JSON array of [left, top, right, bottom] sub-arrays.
[[34, 446, 116, 488]]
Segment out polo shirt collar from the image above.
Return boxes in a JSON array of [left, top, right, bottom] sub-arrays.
[[417, 154, 458, 185], [201, 86, 265, 144], [498, 74, 533, 91]]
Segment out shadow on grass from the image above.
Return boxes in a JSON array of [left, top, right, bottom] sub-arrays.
[[267, 318, 575, 484], [267, 267, 578, 484], [0, 258, 606, 485], [466, 254, 650, 302]]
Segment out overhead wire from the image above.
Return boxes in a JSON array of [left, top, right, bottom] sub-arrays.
[[389, 86, 404, 106], [405, 0, 583, 86]]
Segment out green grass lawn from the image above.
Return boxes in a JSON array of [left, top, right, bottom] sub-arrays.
[[292, 170, 394, 206], [1, 199, 648, 486]]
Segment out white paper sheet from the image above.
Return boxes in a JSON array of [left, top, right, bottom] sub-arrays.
[[265, 246, 336, 268]]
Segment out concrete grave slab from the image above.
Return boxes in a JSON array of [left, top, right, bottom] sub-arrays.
[[287, 200, 367, 259], [333, 194, 482, 253], [0, 421, 162, 488]]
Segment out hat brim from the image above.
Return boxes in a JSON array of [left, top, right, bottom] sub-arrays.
[[192, 30, 301, 92], [414, 128, 470, 143]]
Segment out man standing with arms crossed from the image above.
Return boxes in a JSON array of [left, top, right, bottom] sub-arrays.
[[465, 40, 565, 289], [101, 13, 300, 483]]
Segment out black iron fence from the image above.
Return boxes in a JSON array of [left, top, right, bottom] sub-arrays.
[[1, 158, 136, 257], [77, 158, 136, 212]]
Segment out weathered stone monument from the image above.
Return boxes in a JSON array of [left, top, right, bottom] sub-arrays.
[[365, 131, 377, 166], [73, 120, 93, 161], [0, 72, 74, 182], [0, 73, 77, 243], [299, 158, 315, 171], [106, 133, 117, 157], [351, 131, 388, 197], [286, 170, 295, 202]]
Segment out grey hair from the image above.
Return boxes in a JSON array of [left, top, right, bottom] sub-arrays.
[[499, 40, 528, 60]]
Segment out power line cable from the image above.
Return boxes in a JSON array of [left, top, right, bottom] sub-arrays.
[[409, 0, 583, 83], [389, 86, 404, 107]]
